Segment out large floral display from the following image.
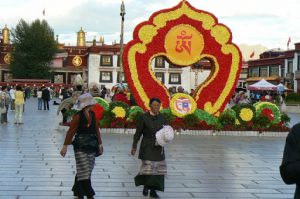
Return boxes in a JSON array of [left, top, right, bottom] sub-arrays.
[[123, 1, 242, 116]]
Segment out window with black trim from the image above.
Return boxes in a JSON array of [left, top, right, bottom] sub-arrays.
[[117, 72, 126, 83], [269, 66, 279, 76], [249, 67, 259, 77], [155, 72, 165, 84], [155, 57, 165, 68], [288, 59, 293, 73], [260, 66, 268, 77], [169, 73, 181, 84], [100, 71, 113, 83], [100, 55, 113, 66]]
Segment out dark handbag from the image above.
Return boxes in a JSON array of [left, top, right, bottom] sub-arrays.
[[72, 134, 100, 156]]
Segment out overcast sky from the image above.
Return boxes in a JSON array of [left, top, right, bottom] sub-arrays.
[[0, 0, 299, 50]]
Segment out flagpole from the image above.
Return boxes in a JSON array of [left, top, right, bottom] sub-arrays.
[[119, 1, 126, 84]]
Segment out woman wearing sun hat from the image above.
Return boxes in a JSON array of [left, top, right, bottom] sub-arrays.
[[60, 93, 103, 199], [131, 97, 170, 198]]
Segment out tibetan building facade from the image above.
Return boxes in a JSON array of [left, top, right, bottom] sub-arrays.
[[247, 43, 300, 93], [0, 26, 216, 92]]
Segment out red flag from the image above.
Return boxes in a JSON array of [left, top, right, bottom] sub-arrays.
[[250, 51, 255, 58], [42, 9, 45, 16], [287, 36, 291, 47]]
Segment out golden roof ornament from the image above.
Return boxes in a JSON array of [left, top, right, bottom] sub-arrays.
[[77, 27, 86, 46], [2, 25, 10, 44]]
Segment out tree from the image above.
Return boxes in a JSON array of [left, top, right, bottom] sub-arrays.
[[10, 19, 57, 79]]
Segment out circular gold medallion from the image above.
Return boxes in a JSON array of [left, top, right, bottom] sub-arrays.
[[72, 55, 82, 67], [165, 24, 204, 66], [4, 53, 11, 64]]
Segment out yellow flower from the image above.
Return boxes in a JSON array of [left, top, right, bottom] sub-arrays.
[[112, 107, 126, 118], [239, 108, 253, 122], [235, 119, 240, 125]]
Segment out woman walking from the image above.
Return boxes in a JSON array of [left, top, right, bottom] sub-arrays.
[[60, 93, 103, 199], [131, 97, 168, 198], [14, 85, 24, 124]]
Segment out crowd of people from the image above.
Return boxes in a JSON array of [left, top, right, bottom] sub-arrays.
[[227, 90, 286, 108], [0, 85, 55, 125]]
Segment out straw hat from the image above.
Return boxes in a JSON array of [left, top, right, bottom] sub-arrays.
[[155, 125, 174, 147], [76, 93, 97, 110]]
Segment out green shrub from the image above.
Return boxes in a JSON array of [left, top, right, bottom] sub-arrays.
[[218, 109, 236, 126], [160, 109, 176, 123], [286, 93, 300, 102], [183, 113, 200, 128], [281, 113, 291, 125]]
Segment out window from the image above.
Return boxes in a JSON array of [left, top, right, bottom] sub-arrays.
[[249, 67, 259, 77], [117, 72, 126, 83], [260, 66, 268, 77], [2, 72, 11, 82], [298, 55, 300, 70], [100, 55, 113, 66], [155, 57, 165, 68], [281, 66, 285, 78], [169, 73, 181, 84], [54, 74, 64, 84], [100, 71, 113, 83], [269, 66, 279, 76], [288, 59, 293, 73], [155, 72, 165, 84]]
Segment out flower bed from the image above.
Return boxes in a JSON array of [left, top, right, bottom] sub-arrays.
[[63, 99, 290, 133]]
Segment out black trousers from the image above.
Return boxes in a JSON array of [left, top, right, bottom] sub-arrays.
[[43, 100, 49, 110]]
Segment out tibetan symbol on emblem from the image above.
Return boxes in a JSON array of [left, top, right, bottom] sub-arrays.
[[170, 93, 197, 118], [165, 25, 204, 66], [175, 97, 191, 113], [4, 53, 11, 64], [72, 55, 82, 67], [175, 30, 192, 54]]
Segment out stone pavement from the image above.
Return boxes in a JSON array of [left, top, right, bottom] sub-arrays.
[[0, 98, 299, 199]]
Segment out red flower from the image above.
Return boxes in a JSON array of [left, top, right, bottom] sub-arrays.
[[171, 118, 185, 130], [261, 108, 274, 121], [92, 104, 105, 122]]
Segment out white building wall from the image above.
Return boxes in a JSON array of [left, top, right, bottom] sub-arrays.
[[293, 52, 298, 92], [88, 54, 213, 93], [88, 54, 100, 85]]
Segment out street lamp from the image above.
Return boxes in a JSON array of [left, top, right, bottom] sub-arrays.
[[119, 0, 126, 84]]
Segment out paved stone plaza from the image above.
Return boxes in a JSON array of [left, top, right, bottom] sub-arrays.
[[0, 98, 299, 199]]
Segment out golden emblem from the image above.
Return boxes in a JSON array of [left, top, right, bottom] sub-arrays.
[[72, 55, 82, 67], [4, 53, 11, 64], [165, 25, 204, 66]]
